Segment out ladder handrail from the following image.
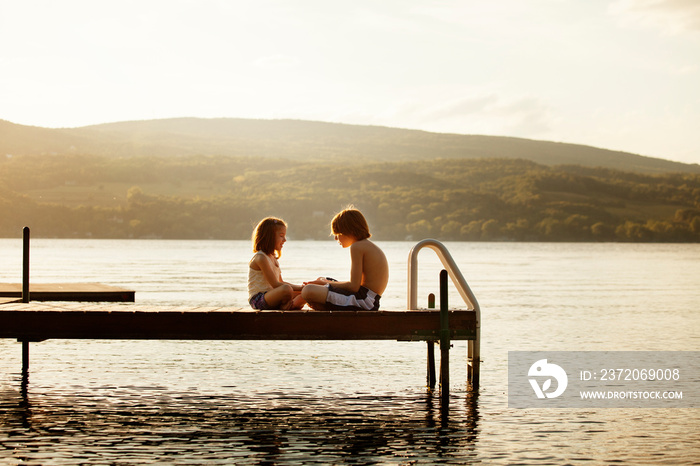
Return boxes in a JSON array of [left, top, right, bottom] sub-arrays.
[[407, 239, 481, 324], [407, 239, 481, 389]]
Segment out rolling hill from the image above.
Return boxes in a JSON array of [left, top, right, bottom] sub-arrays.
[[1, 117, 698, 174], [3, 117, 699, 241]]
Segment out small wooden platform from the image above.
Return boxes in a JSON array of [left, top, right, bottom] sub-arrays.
[[0, 283, 135, 302]]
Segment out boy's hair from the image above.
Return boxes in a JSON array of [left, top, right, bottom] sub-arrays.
[[330, 206, 371, 240], [252, 217, 286, 258]]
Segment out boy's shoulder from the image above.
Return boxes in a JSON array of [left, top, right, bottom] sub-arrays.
[[351, 238, 381, 253]]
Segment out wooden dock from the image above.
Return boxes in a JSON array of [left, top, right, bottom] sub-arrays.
[[3, 232, 482, 395], [0, 283, 135, 302], [0, 300, 480, 391], [0, 301, 475, 341]]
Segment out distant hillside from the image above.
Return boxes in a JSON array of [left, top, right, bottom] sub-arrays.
[[1, 154, 699, 241], [1, 117, 698, 174]]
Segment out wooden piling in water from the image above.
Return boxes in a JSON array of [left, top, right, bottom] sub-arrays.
[[22, 340, 29, 372], [439, 270, 450, 399], [427, 293, 436, 389], [22, 227, 30, 303]]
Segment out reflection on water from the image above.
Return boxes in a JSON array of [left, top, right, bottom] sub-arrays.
[[2, 373, 479, 465]]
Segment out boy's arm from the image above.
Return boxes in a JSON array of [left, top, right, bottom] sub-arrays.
[[326, 243, 364, 293]]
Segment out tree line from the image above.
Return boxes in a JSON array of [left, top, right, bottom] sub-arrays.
[[1, 154, 699, 241]]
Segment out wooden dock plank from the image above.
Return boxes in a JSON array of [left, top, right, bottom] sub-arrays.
[[0, 301, 476, 341], [0, 283, 135, 302]]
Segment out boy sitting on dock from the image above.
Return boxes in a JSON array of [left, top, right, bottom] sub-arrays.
[[302, 207, 389, 311]]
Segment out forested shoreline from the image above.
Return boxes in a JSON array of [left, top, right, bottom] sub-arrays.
[[1, 154, 699, 241]]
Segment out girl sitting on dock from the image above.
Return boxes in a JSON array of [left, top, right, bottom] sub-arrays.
[[248, 217, 305, 310]]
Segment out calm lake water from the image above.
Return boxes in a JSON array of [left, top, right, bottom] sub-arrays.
[[1, 239, 699, 464]]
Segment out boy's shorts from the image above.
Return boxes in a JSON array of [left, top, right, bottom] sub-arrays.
[[249, 292, 273, 310], [326, 284, 381, 311]]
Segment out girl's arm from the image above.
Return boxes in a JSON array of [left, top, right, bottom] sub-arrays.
[[253, 254, 302, 291], [252, 254, 286, 288], [279, 271, 303, 292]]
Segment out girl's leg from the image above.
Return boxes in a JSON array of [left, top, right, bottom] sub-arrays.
[[263, 284, 294, 309], [290, 292, 306, 310]]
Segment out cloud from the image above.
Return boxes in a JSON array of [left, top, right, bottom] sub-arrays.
[[421, 94, 553, 137], [429, 95, 500, 119], [609, 0, 700, 34], [497, 98, 553, 136]]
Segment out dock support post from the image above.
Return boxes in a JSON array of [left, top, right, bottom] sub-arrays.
[[427, 344, 436, 388], [439, 270, 450, 401], [427, 293, 436, 389], [23, 226, 30, 303], [22, 340, 29, 373], [468, 340, 480, 390]]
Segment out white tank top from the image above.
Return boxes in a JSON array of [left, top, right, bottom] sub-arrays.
[[247, 251, 280, 300]]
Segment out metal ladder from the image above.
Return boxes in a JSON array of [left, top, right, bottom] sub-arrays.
[[407, 239, 481, 390]]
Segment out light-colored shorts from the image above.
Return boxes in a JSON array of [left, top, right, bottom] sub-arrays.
[[326, 284, 381, 311]]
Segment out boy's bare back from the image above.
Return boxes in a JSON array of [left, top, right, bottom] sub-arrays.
[[351, 239, 389, 296]]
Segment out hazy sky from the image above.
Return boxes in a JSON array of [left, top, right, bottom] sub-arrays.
[[1, 0, 699, 164]]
